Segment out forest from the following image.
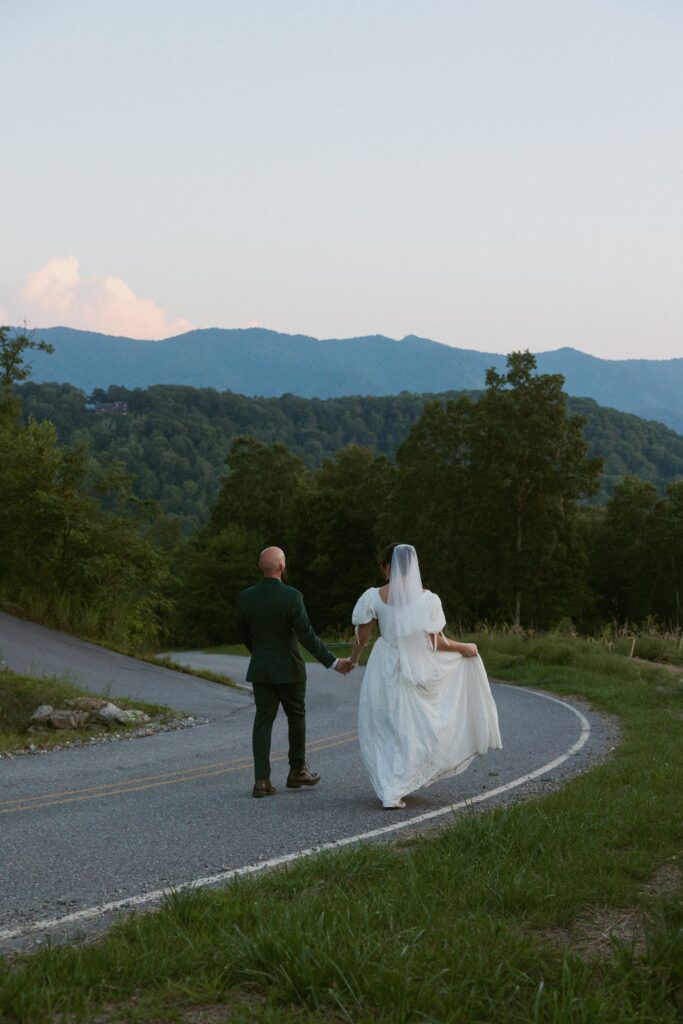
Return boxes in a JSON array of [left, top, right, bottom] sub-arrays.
[[17, 378, 683, 532], [2, 328, 682, 649]]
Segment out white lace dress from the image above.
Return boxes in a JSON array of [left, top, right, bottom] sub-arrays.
[[352, 587, 502, 808]]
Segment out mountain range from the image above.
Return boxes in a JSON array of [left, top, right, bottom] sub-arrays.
[[21, 326, 683, 433]]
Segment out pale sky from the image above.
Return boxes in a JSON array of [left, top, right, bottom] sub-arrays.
[[2, 0, 682, 359]]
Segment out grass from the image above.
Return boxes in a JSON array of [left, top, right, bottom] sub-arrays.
[[139, 653, 241, 690], [204, 641, 368, 664], [610, 633, 683, 668], [0, 668, 172, 755], [1, 635, 682, 1022]]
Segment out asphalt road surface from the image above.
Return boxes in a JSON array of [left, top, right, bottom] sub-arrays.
[[0, 611, 617, 952]]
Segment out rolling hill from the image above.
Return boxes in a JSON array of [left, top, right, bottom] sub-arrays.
[[19, 326, 683, 433], [17, 381, 683, 529]]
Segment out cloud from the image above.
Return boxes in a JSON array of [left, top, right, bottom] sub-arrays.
[[21, 256, 194, 339]]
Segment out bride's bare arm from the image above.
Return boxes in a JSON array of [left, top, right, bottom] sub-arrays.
[[350, 620, 375, 666], [430, 633, 478, 657]]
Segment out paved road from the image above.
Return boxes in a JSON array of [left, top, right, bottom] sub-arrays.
[[0, 612, 616, 952]]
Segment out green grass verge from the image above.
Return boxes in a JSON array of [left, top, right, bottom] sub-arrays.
[[1, 636, 682, 1023], [0, 668, 172, 755], [142, 653, 240, 689], [204, 641, 369, 665]]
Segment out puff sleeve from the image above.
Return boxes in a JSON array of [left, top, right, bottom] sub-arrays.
[[424, 591, 447, 635], [352, 588, 377, 633]]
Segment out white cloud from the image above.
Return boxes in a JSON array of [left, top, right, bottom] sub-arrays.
[[20, 256, 194, 339]]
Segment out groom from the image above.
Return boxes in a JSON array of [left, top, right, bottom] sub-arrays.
[[236, 546, 352, 798]]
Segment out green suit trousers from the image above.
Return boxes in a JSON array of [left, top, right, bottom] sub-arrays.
[[252, 680, 306, 780]]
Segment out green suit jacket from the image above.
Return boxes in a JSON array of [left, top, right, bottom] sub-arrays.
[[235, 578, 335, 684]]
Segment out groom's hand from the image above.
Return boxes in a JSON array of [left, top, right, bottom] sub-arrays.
[[334, 658, 353, 675]]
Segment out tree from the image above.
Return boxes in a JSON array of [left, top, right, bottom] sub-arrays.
[[590, 477, 683, 627], [296, 446, 397, 626], [0, 412, 169, 647], [390, 352, 602, 628], [172, 523, 262, 644], [0, 330, 170, 648], [0, 326, 54, 395], [472, 351, 602, 626], [209, 435, 310, 550], [386, 398, 481, 623]]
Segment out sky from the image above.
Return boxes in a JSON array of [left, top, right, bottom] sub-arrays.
[[2, 0, 682, 359]]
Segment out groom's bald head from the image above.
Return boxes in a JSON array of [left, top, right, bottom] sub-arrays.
[[259, 546, 286, 578]]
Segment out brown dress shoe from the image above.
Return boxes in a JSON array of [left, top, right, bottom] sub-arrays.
[[286, 764, 321, 789], [252, 779, 277, 798]]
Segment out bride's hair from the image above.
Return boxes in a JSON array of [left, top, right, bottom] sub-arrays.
[[380, 542, 402, 568]]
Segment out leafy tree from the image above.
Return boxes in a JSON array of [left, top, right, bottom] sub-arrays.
[[0, 332, 170, 648], [390, 353, 602, 628], [472, 351, 602, 626], [0, 412, 169, 647], [0, 326, 54, 394], [172, 524, 262, 645], [209, 435, 311, 550], [657, 481, 683, 626], [385, 397, 481, 623], [296, 446, 397, 627], [17, 380, 681, 528], [590, 477, 683, 627]]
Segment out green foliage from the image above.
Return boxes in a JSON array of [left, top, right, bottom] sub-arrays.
[[172, 523, 263, 646], [6, 352, 682, 647], [167, 355, 681, 642], [15, 380, 683, 529], [0, 668, 169, 754], [388, 353, 602, 628], [171, 440, 395, 640], [295, 445, 397, 626], [209, 435, 310, 548], [589, 477, 683, 628], [0, 382, 171, 649], [0, 326, 54, 394]]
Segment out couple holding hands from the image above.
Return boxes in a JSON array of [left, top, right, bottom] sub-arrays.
[[236, 543, 501, 809]]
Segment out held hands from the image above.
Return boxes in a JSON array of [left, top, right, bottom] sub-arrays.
[[334, 658, 355, 675]]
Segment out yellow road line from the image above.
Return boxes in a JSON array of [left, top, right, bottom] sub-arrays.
[[1, 734, 358, 815], [0, 729, 357, 807]]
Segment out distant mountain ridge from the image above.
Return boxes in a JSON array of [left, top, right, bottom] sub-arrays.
[[20, 325, 683, 433]]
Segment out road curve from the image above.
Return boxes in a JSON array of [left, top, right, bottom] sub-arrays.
[[0, 612, 616, 951]]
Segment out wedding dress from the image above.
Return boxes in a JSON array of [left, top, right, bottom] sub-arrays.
[[352, 547, 502, 808]]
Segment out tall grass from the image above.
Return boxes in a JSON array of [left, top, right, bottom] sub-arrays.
[[0, 585, 162, 652]]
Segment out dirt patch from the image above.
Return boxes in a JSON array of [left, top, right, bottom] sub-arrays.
[[536, 907, 649, 960], [641, 861, 682, 897], [174, 999, 264, 1023], [84, 992, 268, 1024], [536, 861, 681, 961]]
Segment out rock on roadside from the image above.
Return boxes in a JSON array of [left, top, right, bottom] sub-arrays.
[[29, 701, 151, 731]]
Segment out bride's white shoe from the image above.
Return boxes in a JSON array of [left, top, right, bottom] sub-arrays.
[[382, 799, 406, 809]]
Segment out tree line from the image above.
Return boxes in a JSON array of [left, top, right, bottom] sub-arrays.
[[17, 375, 683, 531], [2, 328, 682, 648], [174, 352, 683, 642]]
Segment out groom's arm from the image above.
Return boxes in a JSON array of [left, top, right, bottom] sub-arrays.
[[291, 593, 336, 669]]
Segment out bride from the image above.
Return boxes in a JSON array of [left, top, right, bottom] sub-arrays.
[[350, 543, 502, 809]]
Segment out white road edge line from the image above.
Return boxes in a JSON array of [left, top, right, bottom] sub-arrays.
[[0, 686, 591, 943]]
